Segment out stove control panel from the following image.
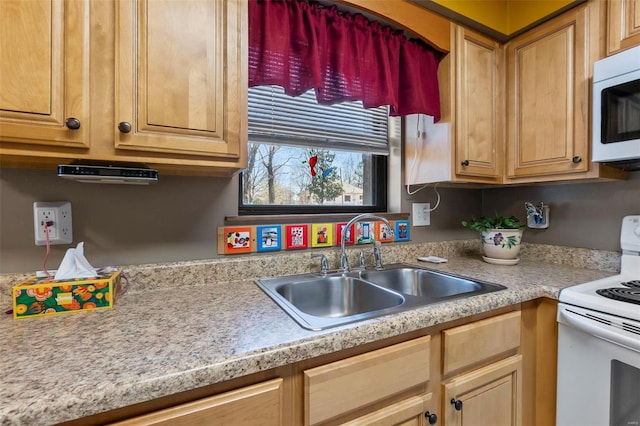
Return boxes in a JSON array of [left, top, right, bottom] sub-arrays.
[[621, 215, 640, 253]]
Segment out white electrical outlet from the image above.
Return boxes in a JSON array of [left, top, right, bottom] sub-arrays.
[[33, 201, 73, 246], [412, 202, 431, 226]]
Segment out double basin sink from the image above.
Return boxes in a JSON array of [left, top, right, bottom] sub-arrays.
[[255, 263, 506, 330]]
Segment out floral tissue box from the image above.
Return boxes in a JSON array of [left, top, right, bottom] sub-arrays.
[[12, 269, 122, 319]]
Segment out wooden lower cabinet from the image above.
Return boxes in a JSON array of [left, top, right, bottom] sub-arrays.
[[341, 393, 436, 426], [304, 336, 432, 426], [110, 378, 284, 426], [442, 355, 523, 426], [442, 311, 521, 376], [440, 311, 523, 426], [79, 303, 558, 426]]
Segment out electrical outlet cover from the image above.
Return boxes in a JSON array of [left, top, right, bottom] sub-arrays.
[[412, 202, 431, 226], [33, 201, 73, 246]]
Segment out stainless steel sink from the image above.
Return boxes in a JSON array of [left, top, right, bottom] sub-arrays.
[[360, 267, 490, 298], [255, 263, 505, 330], [276, 276, 404, 317]]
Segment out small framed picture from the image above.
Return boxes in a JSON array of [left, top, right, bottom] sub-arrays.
[[257, 225, 282, 252], [394, 220, 410, 241], [285, 224, 309, 250], [356, 221, 375, 244], [311, 223, 333, 247], [377, 221, 394, 243], [336, 222, 354, 245], [221, 226, 253, 254]]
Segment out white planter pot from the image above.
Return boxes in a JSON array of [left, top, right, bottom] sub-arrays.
[[481, 229, 523, 260]]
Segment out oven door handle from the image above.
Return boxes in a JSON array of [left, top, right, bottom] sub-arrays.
[[558, 305, 640, 353]]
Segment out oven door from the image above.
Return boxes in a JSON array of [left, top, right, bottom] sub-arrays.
[[557, 303, 640, 426]]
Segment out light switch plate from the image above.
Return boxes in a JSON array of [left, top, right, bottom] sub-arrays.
[[412, 202, 430, 226]]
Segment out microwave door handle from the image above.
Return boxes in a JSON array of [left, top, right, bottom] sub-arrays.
[[558, 306, 640, 353]]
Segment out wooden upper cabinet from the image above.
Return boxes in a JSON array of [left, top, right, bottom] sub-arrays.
[[608, 0, 640, 55], [403, 24, 503, 186], [455, 26, 503, 180], [505, 3, 592, 178], [0, 0, 89, 148], [115, 0, 244, 159]]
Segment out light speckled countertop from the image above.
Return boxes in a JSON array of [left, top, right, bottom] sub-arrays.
[[0, 241, 619, 425]]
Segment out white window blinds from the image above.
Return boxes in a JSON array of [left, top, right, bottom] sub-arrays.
[[248, 85, 390, 155]]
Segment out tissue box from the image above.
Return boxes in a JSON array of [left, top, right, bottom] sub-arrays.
[[12, 270, 122, 319]]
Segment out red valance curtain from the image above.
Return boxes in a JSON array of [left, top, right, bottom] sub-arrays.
[[248, 0, 443, 120]]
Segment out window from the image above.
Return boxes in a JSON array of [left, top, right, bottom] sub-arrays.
[[239, 85, 391, 215]]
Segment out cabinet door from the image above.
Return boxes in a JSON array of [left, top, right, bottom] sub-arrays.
[[304, 336, 431, 426], [111, 378, 283, 426], [608, 0, 640, 55], [443, 355, 522, 426], [115, 0, 245, 159], [506, 4, 591, 178], [340, 393, 435, 426], [455, 26, 503, 179], [0, 0, 89, 148]]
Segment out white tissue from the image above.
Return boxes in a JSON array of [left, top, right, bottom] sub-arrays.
[[54, 242, 98, 280]]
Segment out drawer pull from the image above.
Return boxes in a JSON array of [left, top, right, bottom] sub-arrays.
[[65, 117, 81, 130], [118, 121, 132, 133], [451, 398, 463, 411], [425, 411, 438, 424]]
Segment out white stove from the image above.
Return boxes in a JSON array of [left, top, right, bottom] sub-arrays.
[[557, 215, 640, 426], [559, 215, 640, 321]]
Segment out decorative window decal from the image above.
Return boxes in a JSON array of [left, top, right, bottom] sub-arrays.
[[311, 223, 333, 247], [257, 225, 282, 252], [377, 221, 394, 243], [394, 220, 410, 241], [356, 222, 375, 244], [218, 226, 254, 254], [285, 224, 309, 249], [336, 222, 354, 245]]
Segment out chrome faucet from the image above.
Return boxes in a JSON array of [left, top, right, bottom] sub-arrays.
[[311, 253, 329, 275], [359, 241, 384, 270], [340, 213, 392, 272], [371, 241, 384, 270]]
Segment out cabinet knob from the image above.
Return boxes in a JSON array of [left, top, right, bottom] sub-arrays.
[[451, 398, 463, 411], [118, 122, 132, 133], [461, 160, 470, 166], [425, 411, 438, 424], [572, 156, 582, 163], [65, 117, 81, 130]]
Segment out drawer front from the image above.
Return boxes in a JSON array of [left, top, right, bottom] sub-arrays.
[[340, 392, 434, 426], [111, 378, 283, 426], [443, 311, 521, 375], [304, 335, 431, 426]]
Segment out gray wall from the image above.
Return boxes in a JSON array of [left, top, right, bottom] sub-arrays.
[[481, 173, 640, 251], [1, 167, 638, 273], [401, 184, 482, 242], [0, 168, 238, 273]]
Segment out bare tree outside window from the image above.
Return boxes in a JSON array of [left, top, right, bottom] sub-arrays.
[[241, 144, 375, 207]]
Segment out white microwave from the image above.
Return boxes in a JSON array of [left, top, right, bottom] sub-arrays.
[[592, 45, 640, 170]]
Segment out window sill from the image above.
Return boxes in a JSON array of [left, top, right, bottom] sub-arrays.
[[225, 212, 409, 226]]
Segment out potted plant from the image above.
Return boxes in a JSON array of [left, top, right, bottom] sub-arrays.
[[462, 215, 525, 263]]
